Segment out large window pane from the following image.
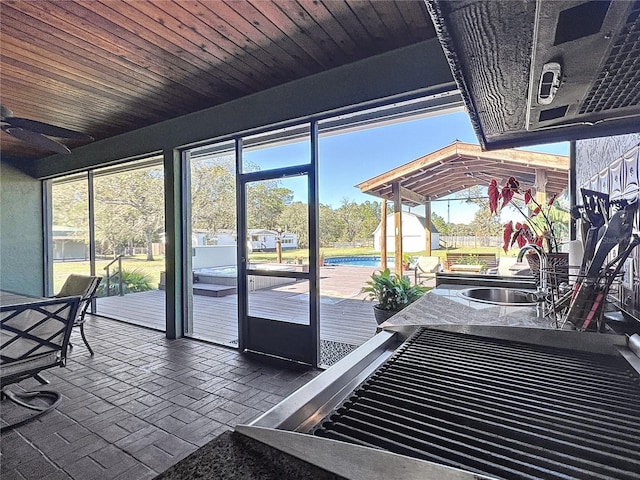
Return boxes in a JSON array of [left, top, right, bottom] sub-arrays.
[[92, 158, 166, 330], [51, 175, 90, 294], [187, 141, 238, 345], [242, 124, 310, 172]]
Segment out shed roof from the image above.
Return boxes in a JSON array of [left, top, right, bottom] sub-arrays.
[[356, 141, 569, 207]]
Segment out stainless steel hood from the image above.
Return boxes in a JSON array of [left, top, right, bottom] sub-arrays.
[[426, 0, 640, 150]]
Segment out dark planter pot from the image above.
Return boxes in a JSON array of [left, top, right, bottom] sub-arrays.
[[373, 305, 400, 325]]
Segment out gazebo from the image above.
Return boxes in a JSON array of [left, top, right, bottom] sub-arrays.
[[356, 141, 569, 274]]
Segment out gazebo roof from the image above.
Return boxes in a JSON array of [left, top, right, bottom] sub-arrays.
[[356, 141, 569, 207]]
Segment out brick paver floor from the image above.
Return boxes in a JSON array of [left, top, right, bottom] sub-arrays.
[[1, 316, 320, 480]]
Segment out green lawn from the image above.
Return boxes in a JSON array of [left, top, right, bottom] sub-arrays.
[[53, 245, 516, 292], [53, 255, 166, 293]]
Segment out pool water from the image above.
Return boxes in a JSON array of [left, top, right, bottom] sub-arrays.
[[324, 256, 395, 267]]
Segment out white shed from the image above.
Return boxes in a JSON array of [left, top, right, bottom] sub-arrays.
[[373, 212, 439, 252]]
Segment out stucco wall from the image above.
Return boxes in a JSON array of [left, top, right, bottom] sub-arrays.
[[0, 162, 44, 296], [575, 133, 640, 315]]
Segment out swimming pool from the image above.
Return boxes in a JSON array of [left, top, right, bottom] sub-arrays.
[[324, 256, 395, 267]]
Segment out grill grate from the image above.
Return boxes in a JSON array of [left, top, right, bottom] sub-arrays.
[[580, 1, 640, 114], [312, 328, 640, 480]]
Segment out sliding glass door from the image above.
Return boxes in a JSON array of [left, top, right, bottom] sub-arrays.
[[184, 141, 239, 345]]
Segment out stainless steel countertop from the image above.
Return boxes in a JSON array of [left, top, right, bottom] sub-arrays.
[[378, 283, 558, 330]]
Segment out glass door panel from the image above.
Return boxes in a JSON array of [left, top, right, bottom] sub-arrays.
[[186, 141, 238, 346], [246, 176, 309, 268], [247, 279, 310, 323], [240, 164, 318, 366]]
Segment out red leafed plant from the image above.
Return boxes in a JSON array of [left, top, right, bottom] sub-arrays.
[[489, 176, 560, 253]]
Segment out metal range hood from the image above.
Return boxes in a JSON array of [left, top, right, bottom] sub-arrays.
[[426, 0, 640, 150], [527, 1, 640, 133], [237, 325, 640, 480]]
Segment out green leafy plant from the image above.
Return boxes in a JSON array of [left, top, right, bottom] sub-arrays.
[[489, 176, 564, 253], [362, 268, 427, 312], [98, 268, 153, 296], [455, 254, 488, 270]]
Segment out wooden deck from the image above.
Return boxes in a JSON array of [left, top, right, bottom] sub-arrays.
[[96, 265, 424, 350]]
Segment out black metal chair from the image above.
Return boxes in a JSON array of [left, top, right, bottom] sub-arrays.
[[55, 274, 102, 356], [1, 296, 80, 432]]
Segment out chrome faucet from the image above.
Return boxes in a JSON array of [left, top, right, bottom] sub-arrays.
[[517, 244, 548, 292]]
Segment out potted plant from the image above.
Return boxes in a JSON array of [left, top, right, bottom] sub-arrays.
[[362, 268, 427, 325], [489, 176, 568, 282], [402, 252, 412, 269], [489, 176, 564, 253]]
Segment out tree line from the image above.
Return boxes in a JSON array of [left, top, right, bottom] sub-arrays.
[[52, 158, 382, 260], [54, 163, 562, 261]]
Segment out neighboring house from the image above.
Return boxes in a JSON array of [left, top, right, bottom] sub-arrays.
[[248, 229, 298, 252], [194, 228, 299, 252], [52, 225, 88, 261], [192, 229, 237, 246], [373, 212, 439, 252]]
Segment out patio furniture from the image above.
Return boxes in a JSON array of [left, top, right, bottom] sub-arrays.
[[450, 263, 483, 273], [486, 257, 531, 275], [414, 256, 442, 285], [55, 274, 102, 356], [444, 252, 498, 272], [1, 295, 80, 432]]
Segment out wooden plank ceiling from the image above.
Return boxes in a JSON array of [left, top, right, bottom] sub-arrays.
[[0, 0, 436, 161], [356, 141, 569, 205]]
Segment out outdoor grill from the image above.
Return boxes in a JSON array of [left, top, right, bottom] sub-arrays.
[[239, 325, 640, 480], [312, 328, 640, 479]]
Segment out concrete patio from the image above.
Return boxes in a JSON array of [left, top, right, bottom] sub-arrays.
[[0, 265, 436, 479], [0, 317, 321, 480]]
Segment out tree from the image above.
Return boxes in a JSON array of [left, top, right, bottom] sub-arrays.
[[335, 198, 380, 242], [245, 181, 293, 230], [191, 157, 236, 235], [431, 212, 448, 236], [319, 204, 342, 246], [94, 167, 164, 260], [470, 208, 503, 244], [453, 186, 502, 241], [356, 201, 381, 240], [278, 202, 309, 247], [51, 180, 89, 244]]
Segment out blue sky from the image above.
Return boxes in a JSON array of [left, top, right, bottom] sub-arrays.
[[248, 110, 569, 224]]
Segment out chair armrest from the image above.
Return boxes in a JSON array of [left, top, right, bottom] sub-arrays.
[[1, 296, 80, 386]]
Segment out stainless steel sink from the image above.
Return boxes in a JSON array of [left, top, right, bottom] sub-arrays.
[[458, 287, 537, 306]]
